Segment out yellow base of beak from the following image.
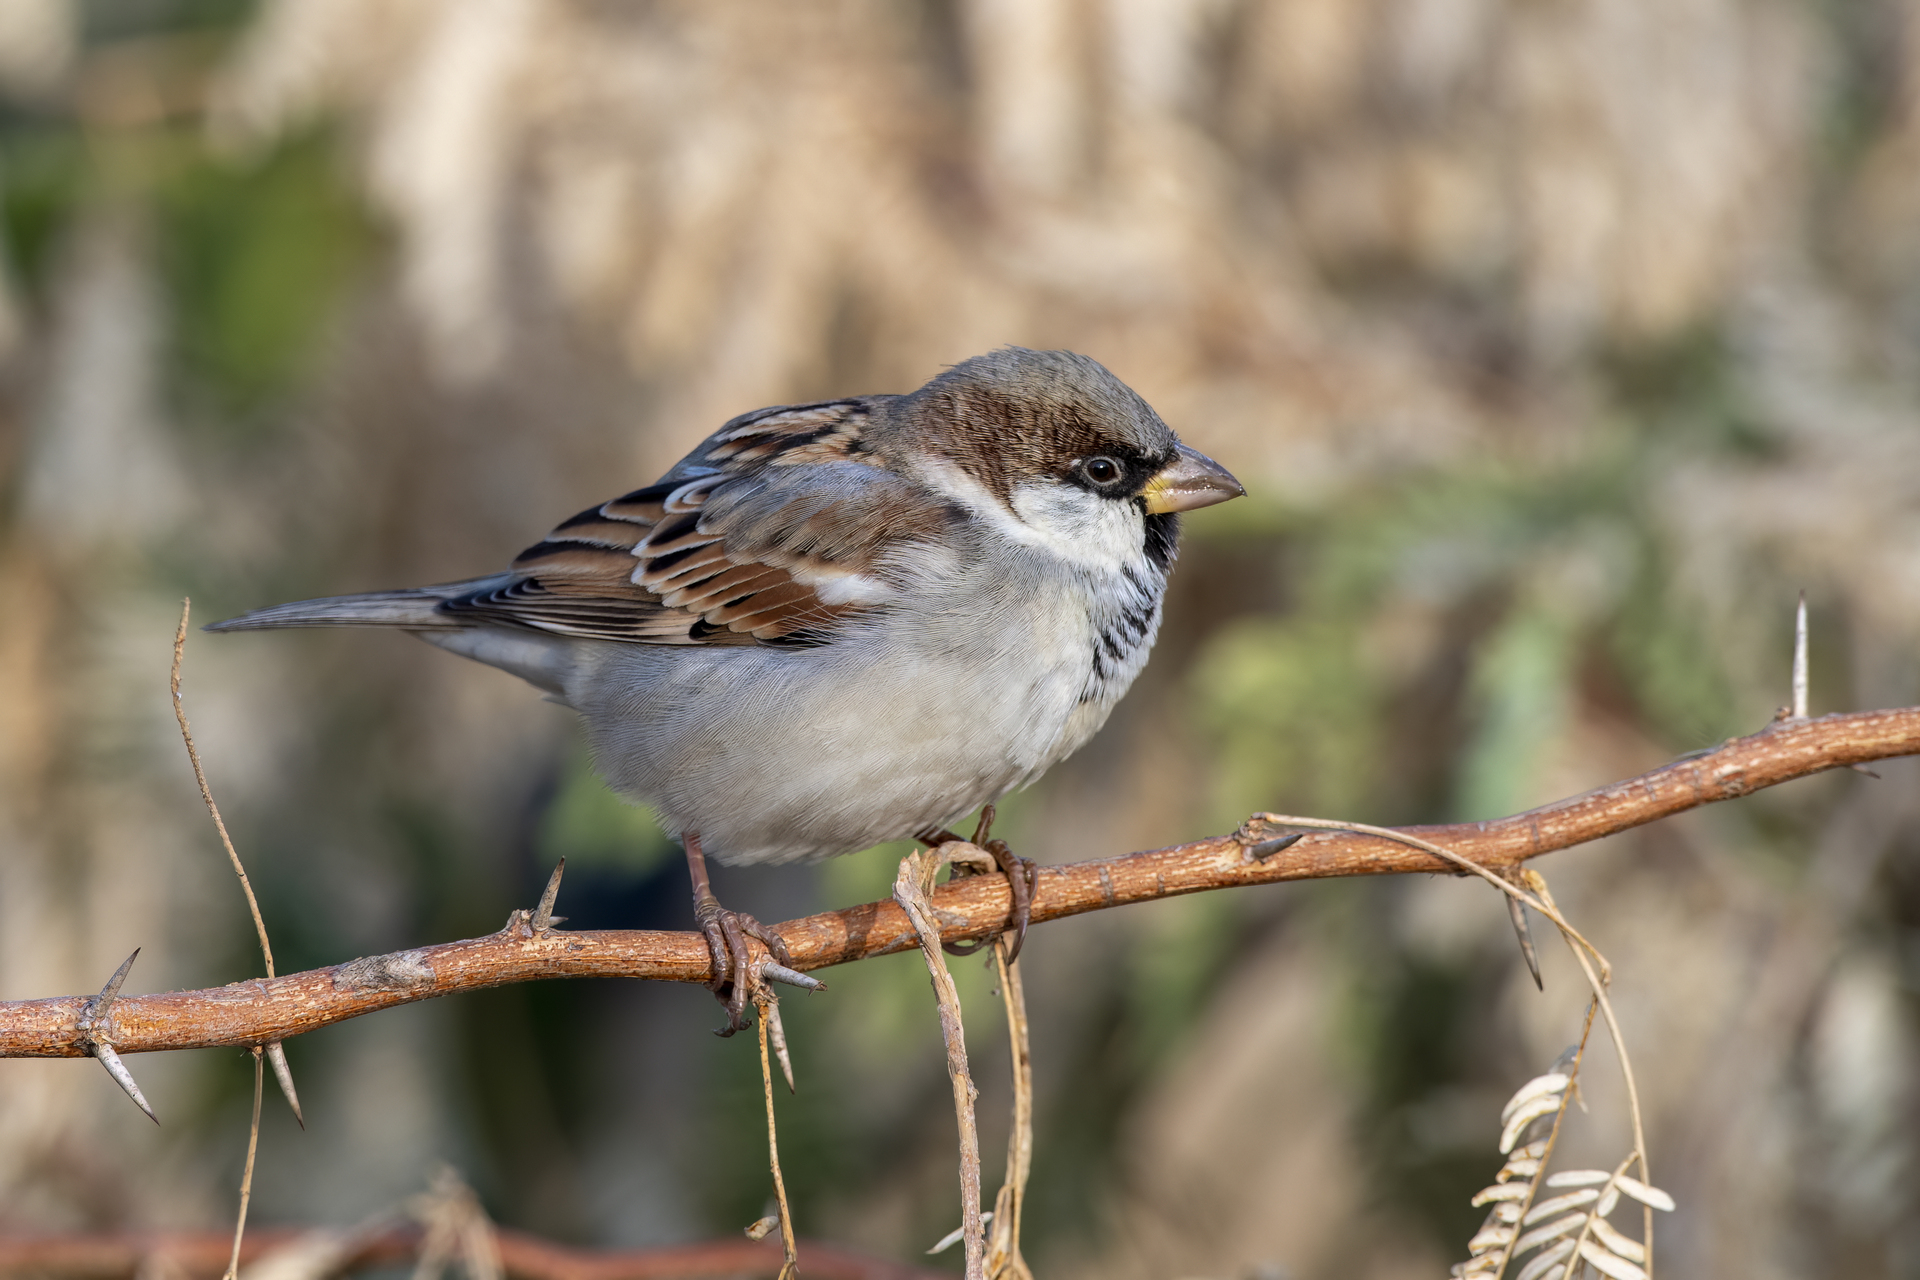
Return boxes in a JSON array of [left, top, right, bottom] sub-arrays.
[[1143, 444, 1245, 514]]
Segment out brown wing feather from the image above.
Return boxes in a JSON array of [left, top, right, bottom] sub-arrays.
[[440, 398, 951, 646]]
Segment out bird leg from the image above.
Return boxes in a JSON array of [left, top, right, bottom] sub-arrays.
[[917, 805, 1039, 963], [686, 831, 796, 1036]]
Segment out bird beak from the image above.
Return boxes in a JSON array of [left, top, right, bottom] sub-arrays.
[[1142, 444, 1245, 514]]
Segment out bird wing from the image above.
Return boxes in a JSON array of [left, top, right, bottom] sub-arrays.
[[441, 399, 955, 647]]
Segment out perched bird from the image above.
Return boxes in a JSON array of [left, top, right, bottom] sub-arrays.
[[211, 348, 1243, 1028]]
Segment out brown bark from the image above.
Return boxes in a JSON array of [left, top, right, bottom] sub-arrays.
[[2, 707, 1914, 1059]]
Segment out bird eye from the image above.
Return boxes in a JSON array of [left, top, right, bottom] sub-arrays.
[[1083, 456, 1122, 485]]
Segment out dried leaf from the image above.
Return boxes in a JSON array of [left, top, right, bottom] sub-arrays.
[[1500, 1095, 1564, 1152], [1498, 1157, 1542, 1183], [1522, 1189, 1599, 1225], [1590, 1215, 1647, 1263], [1511, 1212, 1588, 1256], [1515, 1239, 1577, 1280], [1615, 1176, 1676, 1212], [1500, 1073, 1570, 1122], [1471, 1183, 1533, 1206], [744, 1216, 778, 1241], [1597, 1185, 1620, 1217], [1578, 1238, 1649, 1280], [1543, 1169, 1612, 1187], [1466, 1223, 1517, 1254], [1491, 1201, 1524, 1224]]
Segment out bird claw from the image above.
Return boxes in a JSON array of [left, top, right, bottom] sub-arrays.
[[921, 806, 1038, 963], [695, 895, 797, 1036]]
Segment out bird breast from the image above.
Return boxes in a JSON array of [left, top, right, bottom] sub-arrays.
[[569, 519, 1168, 865]]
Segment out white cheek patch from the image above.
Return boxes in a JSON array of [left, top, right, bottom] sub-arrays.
[[908, 456, 1146, 573], [1008, 482, 1143, 571]]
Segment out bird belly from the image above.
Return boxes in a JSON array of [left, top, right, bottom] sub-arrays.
[[572, 585, 1107, 865]]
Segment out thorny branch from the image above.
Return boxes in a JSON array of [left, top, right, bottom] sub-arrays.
[[2, 706, 1916, 1059]]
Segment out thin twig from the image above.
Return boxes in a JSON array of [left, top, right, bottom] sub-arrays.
[[894, 848, 986, 1280], [174, 601, 288, 1277], [223, 1050, 264, 1280], [1792, 591, 1809, 720], [985, 937, 1033, 1280], [753, 992, 800, 1280], [172, 602, 275, 980], [1249, 815, 1611, 981]]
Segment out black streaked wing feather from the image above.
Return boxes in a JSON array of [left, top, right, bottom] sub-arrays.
[[440, 398, 954, 646]]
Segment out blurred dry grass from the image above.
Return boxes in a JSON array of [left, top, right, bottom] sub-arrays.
[[2, 1, 1919, 1277]]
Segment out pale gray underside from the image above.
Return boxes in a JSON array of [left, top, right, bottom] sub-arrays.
[[423, 517, 1164, 865]]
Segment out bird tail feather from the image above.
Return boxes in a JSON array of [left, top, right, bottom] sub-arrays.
[[203, 577, 506, 632]]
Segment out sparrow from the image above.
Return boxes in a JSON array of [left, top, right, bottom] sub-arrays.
[[210, 347, 1244, 1029]]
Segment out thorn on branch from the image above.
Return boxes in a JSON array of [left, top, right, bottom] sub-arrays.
[[94, 1045, 157, 1125], [265, 1041, 303, 1127], [1248, 832, 1306, 860], [765, 993, 795, 1093], [532, 860, 566, 933], [78, 949, 158, 1123], [760, 961, 825, 994], [1508, 893, 1544, 991]]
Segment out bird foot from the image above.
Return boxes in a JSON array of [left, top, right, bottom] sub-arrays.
[[694, 893, 798, 1036], [919, 805, 1038, 963]]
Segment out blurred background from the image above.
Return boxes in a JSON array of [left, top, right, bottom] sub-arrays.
[[2, 1, 1918, 1276]]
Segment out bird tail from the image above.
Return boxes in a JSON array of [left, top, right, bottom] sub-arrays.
[[203, 577, 508, 632]]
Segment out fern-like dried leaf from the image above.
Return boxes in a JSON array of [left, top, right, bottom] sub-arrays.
[[1515, 1239, 1577, 1280], [1500, 1073, 1570, 1122], [1578, 1237, 1649, 1280], [1590, 1215, 1647, 1263], [1471, 1182, 1533, 1206], [1500, 1095, 1564, 1152], [1615, 1175, 1676, 1211], [1497, 1157, 1543, 1183], [1511, 1211, 1588, 1256], [1543, 1169, 1612, 1187], [1522, 1189, 1599, 1225], [1466, 1223, 1517, 1254]]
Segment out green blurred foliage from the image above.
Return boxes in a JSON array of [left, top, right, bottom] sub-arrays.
[[537, 748, 676, 876], [154, 127, 377, 421], [0, 122, 89, 301]]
